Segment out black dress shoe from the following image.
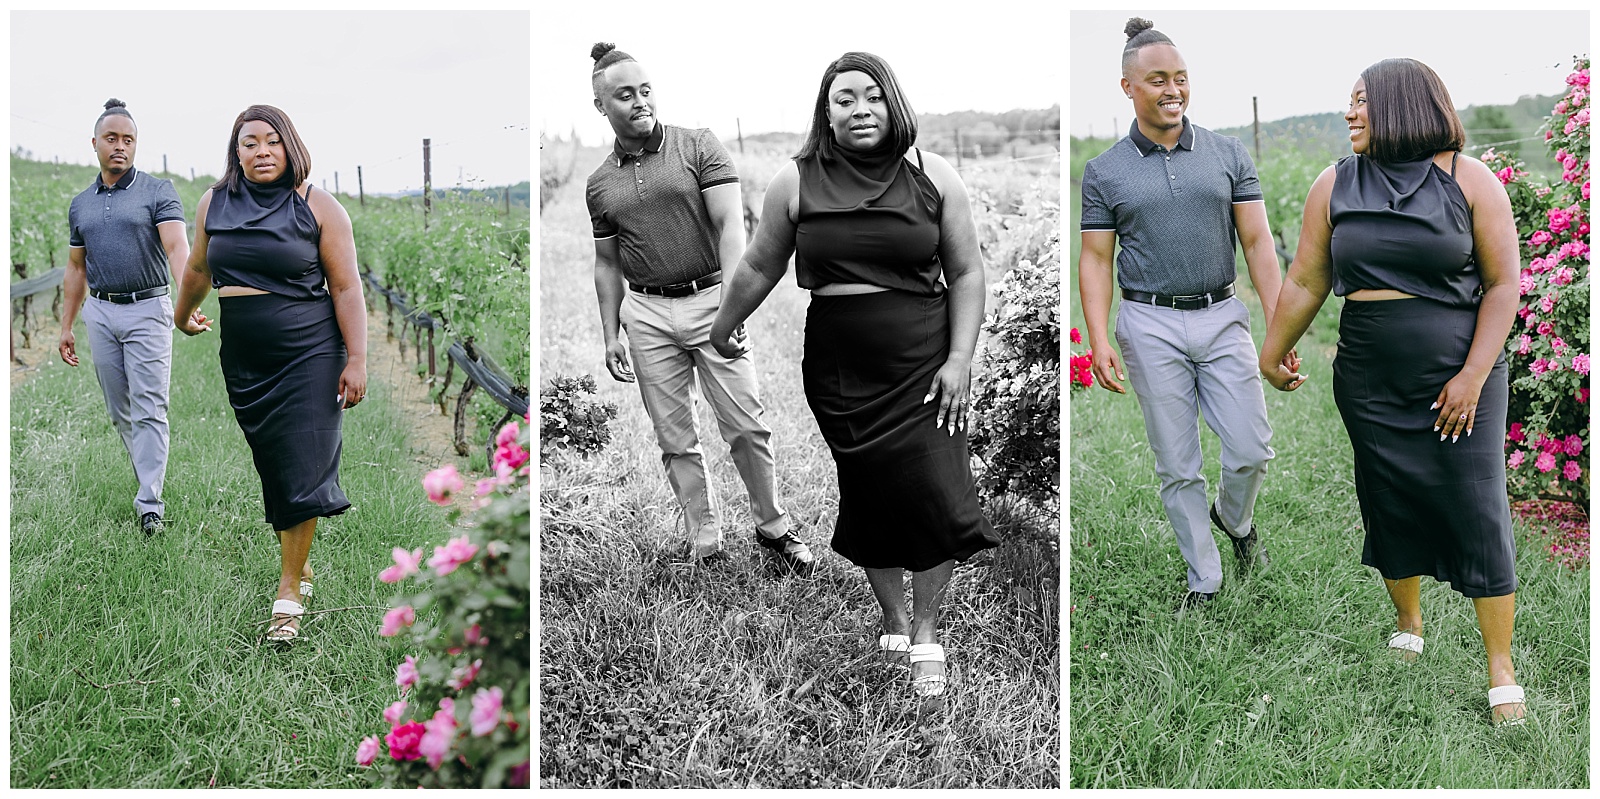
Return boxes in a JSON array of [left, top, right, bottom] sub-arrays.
[[1211, 504, 1269, 572], [140, 512, 164, 536], [755, 528, 815, 576], [1175, 590, 1217, 617]]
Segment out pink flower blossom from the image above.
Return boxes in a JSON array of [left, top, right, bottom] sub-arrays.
[[1584, 181, 1592, 201], [1552, 337, 1568, 354], [1554, 267, 1575, 286], [356, 735, 382, 766], [491, 422, 530, 477], [1548, 358, 1564, 373], [1564, 435, 1584, 456], [464, 623, 487, 646], [1580, 388, 1591, 404], [428, 535, 480, 576], [380, 605, 416, 637], [447, 658, 482, 691], [1518, 272, 1537, 294], [1509, 450, 1526, 469], [1537, 321, 1555, 336], [1517, 335, 1532, 355], [1070, 327, 1082, 344], [396, 655, 419, 693], [386, 721, 426, 761], [383, 700, 408, 727], [419, 706, 460, 770], [1539, 293, 1557, 314], [1496, 165, 1515, 184], [1575, 354, 1591, 375], [379, 546, 425, 584], [1536, 452, 1557, 473], [1530, 358, 1549, 376], [1576, 108, 1591, 126], [1535, 434, 1555, 453], [423, 464, 464, 506], [1564, 461, 1584, 481], [1531, 229, 1554, 247], [469, 686, 505, 737], [1565, 117, 1578, 135], [1508, 422, 1524, 442]]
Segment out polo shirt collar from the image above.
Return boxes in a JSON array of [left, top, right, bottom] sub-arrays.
[[1129, 117, 1195, 156], [94, 166, 139, 192], [613, 122, 665, 167]]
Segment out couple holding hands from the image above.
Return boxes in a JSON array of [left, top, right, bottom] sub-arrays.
[[1078, 19, 1525, 726]]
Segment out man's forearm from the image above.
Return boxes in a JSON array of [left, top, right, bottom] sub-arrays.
[[1243, 242, 1284, 329], [1078, 253, 1116, 348], [594, 264, 626, 345]]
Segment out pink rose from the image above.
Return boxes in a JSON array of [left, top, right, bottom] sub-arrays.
[[395, 655, 419, 693], [419, 706, 460, 770], [1548, 358, 1564, 373], [1584, 181, 1591, 201], [464, 623, 487, 646], [1565, 118, 1578, 135], [1518, 273, 1537, 294], [423, 464, 464, 506], [380, 605, 416, 637], [1554, 267, 1575, 286], [1537, 321, 1554, 336], [1508, 422, 1525, 443], [1540, 294, 1557, 314], [1516, 335, 1532, 355], [1070, 327, 1083, 344], [1508, 450, 1526, 469], [1552, 337, 1568, 354], [1536, 452, 1557, 473], [1530, 359, 1549, 376], [1564, 435, 1584, 456], [383, 700, 408, 727], [1530, 230, 1553, 247], [385, 721, 426, 761], [356, 735, 382, 766], [1576, 109, 1591, 126], [469, 686, 505, 737], [1564, 461, 1584, 481], [379, 546, 425, 584], [1580, 388, 1591, 404], [1575, 354, 1591, 375], [428, 535, 480, 577], [447, 658, 482, 691], [1495, 166, 1515, 184]]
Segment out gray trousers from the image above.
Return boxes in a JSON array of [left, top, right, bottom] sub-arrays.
[[1116, 297, 1273, 593], [83, 294, 173, 518]]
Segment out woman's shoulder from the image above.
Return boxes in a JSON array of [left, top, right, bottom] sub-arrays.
[[909, 148, 961, 197]]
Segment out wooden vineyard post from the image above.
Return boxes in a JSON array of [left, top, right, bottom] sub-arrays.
[[423, 138, 432, 231], [358, 165, 365, 207], [426, 326, 436, 381], [454, 376, 478, 456]]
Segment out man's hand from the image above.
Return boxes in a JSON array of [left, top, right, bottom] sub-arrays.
[[1091, 343, 1127, 394], [604, 340, 635, 383], [710, 323, 749, 360], [58, 329, 78, 367], [175, 310, 211, 336]]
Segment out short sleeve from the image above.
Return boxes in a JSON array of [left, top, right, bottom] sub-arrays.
[[153, 179, 185, 224], [1080, 160, 1116, 232], [585, 177, 617, 240], [694, 129, 738, 190], [1229, 138, 1264, 203], [68, 200, 84, 248]]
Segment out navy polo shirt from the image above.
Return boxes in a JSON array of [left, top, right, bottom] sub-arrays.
[[1080, 118, 1264, 296], [585, 123, 739, 287], [68, 167, 186, 293]]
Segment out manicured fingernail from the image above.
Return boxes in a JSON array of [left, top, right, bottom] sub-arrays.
[[1439, 433, 1446, 441], [1467, 429, 1472, 436], [1433, 425, 1440, 432], [1452, 434, 1459, 443], [1430, 402, 1439, 410], [923, 395, 933, 404]]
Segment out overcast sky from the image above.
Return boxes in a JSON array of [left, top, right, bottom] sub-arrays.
[[538, 6, 1062, 148], [1071, 10, 1591, 138], [9, 11, 530, 194]]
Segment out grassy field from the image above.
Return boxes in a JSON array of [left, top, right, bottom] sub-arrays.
[[10, 298, 462, 788], [1066, 152, 1590, 788], [539, 149, 1060, 787]]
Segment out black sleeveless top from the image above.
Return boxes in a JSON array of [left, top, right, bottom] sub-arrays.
[[205, 178, 328, 300], [795, 147, 945, 296], [1329, 153, 1479, 307]]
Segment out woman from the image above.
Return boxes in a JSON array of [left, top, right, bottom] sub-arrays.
[[174, 105, 368, 643], [1259, 59, 1524, 724], [711, 52, 999, 698]]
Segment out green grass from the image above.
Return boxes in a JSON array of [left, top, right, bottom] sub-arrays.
[[10, 300, 460, 788], [1066, 151, 1590, 787], [538, 158, 1059, 787]]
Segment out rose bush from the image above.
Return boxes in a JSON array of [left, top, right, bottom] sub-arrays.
[[356, 417, 531, 788], [1480, 57, 1590, 507]]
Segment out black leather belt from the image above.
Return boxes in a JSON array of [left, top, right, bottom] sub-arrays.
[[90, 285, 170, 304], [1122, 283, 1234, 311], [629, 271, 721, 298]]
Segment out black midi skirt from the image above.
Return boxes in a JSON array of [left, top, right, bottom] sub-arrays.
[[220, 293, 351, 531], [801, 290, 999, 571], [1332, 298, 1515, 597]]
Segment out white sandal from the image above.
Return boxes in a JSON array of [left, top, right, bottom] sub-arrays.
[[1489, 684, 1527, 727], [908, 643, 947, 697], [266, 599, 304, 642], [1387, 630, 1423, 657], [878, 634, 910, 662]]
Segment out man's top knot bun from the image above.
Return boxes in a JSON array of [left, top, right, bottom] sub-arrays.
[[104, 98, 127, 111], [1124, 18, 1154, 40], [590, 42, 615, 62]]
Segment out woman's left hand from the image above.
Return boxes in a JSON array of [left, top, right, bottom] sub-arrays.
[[1431, 368, 1487, 443], [924, 358, 971, 436], [339, 362, 368, 410]]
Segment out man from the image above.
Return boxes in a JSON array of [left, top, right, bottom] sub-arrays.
[[1078, 20, 1292, 611], [61, 98, 192, 536], [583, 43, 811, 573]]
